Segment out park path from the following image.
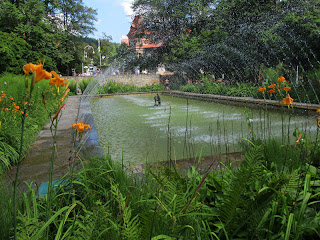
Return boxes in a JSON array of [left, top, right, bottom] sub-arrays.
[[6, 95, 81, 189]]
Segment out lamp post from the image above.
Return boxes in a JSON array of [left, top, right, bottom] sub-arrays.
[[98, 39, 102, 67], [82, 45, 95, 75]]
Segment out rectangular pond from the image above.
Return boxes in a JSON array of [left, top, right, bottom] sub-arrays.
[[90, 94, 317, 165]]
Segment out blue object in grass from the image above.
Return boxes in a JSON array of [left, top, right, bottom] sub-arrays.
[[38, 180, 65, 197]]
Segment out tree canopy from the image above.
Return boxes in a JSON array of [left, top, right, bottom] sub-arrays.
[[0, 0, 99, 75], [129, 0, 320, 82]]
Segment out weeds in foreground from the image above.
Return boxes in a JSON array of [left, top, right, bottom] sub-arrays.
[[2, 138, 319, 239]]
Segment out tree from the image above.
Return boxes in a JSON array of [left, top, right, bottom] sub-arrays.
[[0, 0, 98, 75], [98, 34, 120, 66], [45, 0, 97, 74], [133, 0, 213, 41], [0, 0, 20, 33], [47, 0, 97, 36], [135, 0, 320, 82], [114, 43, 139, 72], [131, 0, 218, 74], [0, 32, 32, 74]]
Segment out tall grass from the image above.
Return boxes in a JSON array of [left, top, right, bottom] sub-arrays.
[[1, 136, 318, 239], [0, 178, 13, 239]]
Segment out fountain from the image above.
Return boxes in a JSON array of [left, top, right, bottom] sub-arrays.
[[75, 2, 320, 168], [88, 93, 317, 165]]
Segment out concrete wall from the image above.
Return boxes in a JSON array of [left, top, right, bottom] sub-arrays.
[[62, 76, 92, 82], [64, 73, 160, 87], [100, 73, 160, 87]]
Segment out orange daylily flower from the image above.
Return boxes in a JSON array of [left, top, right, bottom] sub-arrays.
[[23, 60, 52, 83], [2, 93, 6, 98], [49, 71, 68, 88], [283, 87, 291, 92], [10, 97, 14, 101], [72, 122, 91, 133], [4, 108, 10, 112], [15, 106, 20, 110], [281, 94, 294, 108], [23, 62, 37, 75], [23, 62, 36, 75], [268, 89, 276, 95], [268, 84, 276, 89], [258, 87, 266, 93], [316, 109, 320, 114], [277, 76, 286, 83]]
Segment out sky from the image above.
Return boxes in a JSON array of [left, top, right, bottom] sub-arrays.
[[82, 0, 135, 43]]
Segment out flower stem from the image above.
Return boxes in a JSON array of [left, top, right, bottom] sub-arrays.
[[13, 111, 26, 240], [46, 117, 58, 237]]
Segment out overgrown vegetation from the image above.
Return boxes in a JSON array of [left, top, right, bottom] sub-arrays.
[[0, 0, 120, 75], [1, 136, 319, 239], [0, 73, 64, 172]]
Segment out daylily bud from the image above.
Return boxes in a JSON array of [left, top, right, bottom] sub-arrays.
[[41, 91, 47, 109], [30, 71, 36, 94], [60, 88, 70, 103], [53, 104, 65, 120]]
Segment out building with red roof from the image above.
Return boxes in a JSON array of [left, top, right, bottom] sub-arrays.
[[124, 15, 163, 55]]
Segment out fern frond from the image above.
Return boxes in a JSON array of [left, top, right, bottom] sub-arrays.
[[140, 209, 156, 240], [110, 181, 141, 239], [219, 145, 265, 236]]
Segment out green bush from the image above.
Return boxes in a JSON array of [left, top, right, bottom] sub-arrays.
[[138, 84, 165, 92], [0, 31, 56, 75], [0, 32, 32, 74], [78, 78, 94, 93], [68, 80, 77, 95]]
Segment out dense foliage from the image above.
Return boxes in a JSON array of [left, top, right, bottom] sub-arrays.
[[98, 81, 165, 94], [0, 73, 66, 172], [129, 0, 320, 101], [1, 137, 319, 239], [0, 0, 120, 75]]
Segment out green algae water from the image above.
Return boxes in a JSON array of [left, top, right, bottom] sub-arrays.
[[90, 94, 317, 165]]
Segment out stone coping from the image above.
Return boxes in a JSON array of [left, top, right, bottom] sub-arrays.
[[85, 90, 320, 112], [165, 91, 320, 110]]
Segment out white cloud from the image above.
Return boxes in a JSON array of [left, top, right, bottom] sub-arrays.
[[120, 0, 134, 16]]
